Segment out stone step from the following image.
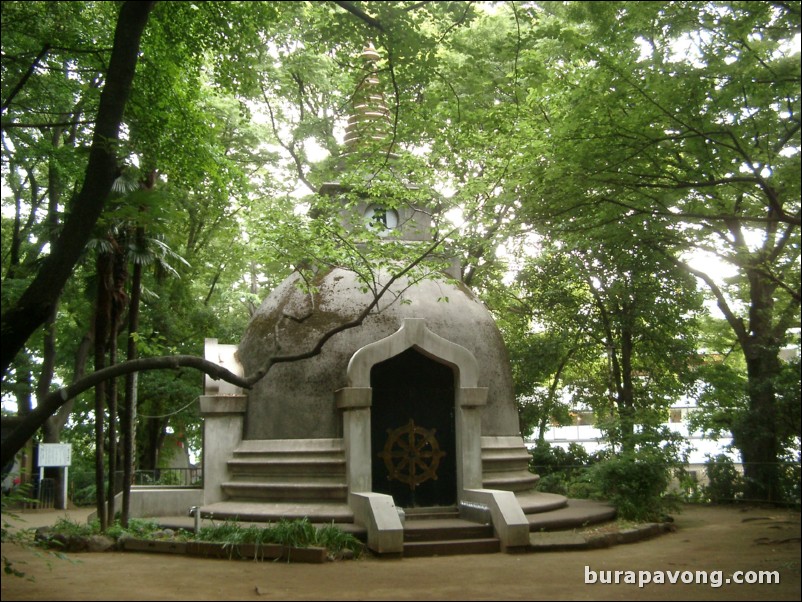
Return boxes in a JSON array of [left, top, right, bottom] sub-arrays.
[[231, 451, 345, 461], [402, 505, 460, 520], [235, 439, 344, 453], [482, 473, 541, 491], [221, 481, 348, 501], [400, 515, 499, 557], [404, 538, 500, 557], [230, 440, 345, 465], [482, 437, 532, 480], [515, 491, 569, 514], [227, 473, 346, 484], [199, 500, 356, 524], [481, 450, 533, 471], [404, 518, 493, 542]]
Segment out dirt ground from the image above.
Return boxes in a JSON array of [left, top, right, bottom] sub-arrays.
[[1, 504, 800, 601]]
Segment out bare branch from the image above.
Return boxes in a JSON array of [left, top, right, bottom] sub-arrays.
[[260, 85, 316, 193], [1, 45, 50, 113], [674, 258, 749, 344], [244, 230, 455, 387], [1, 119, 96, 130]]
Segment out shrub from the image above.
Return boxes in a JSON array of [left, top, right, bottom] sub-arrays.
[[589, 450, 677, 522], [530, 441, 602, 498], [704, 454, 743, 504], [530, 441, 591, 479]]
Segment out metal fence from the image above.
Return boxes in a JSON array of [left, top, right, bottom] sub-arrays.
[[29, 477, 56, 509], [65, 468, 203, 506], [131, 467, 203, 488]]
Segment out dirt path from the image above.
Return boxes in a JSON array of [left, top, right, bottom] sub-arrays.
[[2, 504, 800, 601]]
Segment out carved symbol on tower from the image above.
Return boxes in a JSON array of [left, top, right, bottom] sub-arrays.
[[378, 419, 446, 490]]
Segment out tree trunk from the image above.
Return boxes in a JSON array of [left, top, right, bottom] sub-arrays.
[[122, 217, 145, 526], [107, 235, 130, 524], [681, 246, 791, 502], [618, 326, 636, 453], [37, 304, 61, 506], [537, 350, 574, 443], [734, 265, 783, 502], [94, 251, 113, 532], [734, 344, 782, 502], [106, 319, 119, 525], [1, 355, 249, 467], [41, 329, 91, 509], [139, 413, 168, 475], [122, 256, 142, 526]]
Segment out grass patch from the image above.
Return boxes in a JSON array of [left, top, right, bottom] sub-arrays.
[[39, 516, 363, 560], [197, 518, 363, 559]]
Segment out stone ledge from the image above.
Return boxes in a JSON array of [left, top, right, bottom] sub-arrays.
[[121, 538, 328, 563], [528, 521, 675, 551]]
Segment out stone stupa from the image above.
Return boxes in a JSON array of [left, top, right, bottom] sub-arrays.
[[195, 45, 605, 554]]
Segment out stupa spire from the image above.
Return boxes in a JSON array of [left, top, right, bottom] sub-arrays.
[[343, 43, 393, 153]]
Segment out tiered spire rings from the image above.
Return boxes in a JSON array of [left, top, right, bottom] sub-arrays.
[[343, 43, 393, 153]]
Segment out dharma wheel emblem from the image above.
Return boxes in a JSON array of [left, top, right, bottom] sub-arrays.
[[379, 419, 446, 490]]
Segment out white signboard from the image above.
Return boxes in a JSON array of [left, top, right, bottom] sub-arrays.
[[37, 443, 72, 467]]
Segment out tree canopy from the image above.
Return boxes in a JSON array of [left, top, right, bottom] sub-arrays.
[[2, 1, 799, 508]]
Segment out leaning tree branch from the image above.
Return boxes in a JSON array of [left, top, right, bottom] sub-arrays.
[[2, 223, 461, 465], [1, 355, 248, 466]]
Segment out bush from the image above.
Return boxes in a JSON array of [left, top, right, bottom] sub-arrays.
[[530, 441, 592, 479], [778, 451, 801, 508], [71, 484, 97, 507], [530, 441, 603, 498], [589, 450, 677, 522], [676, 470, 707, 503], [704, 454, 743, 503]]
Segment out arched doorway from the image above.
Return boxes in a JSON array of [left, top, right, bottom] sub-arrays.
[[370, 348, 457, 507]]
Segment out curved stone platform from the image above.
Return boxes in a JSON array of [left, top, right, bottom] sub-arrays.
[[528, 521, 675, 551], [191, 493, 620, 557], [155, 496, 670, 559], [526, 498, 617, 532]]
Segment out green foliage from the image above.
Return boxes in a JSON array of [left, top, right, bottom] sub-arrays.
[[703, 454, 744, 504], [265, 517, 317, 549], [778, 449, 801, 509], [505, 234, 702, 455], [106, 518, 162, 540], [50, 516, 98, 539], [196, 518, 363, 559], [530, 442, 601, 499], [532, 441, 684, 521], [588, 449, 679, 522], [36, 517, 162, 547], [513, 0, 800, 501], [2, 0, 798, 514], [676, 471, 708, 505], [531, 441, 591, 478], [1, 484, 37, 579], [314, 522, 365, 558], [71, 484, 97, 508]]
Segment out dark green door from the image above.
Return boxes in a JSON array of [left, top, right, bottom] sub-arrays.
[[371, 348, 456, 507]]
